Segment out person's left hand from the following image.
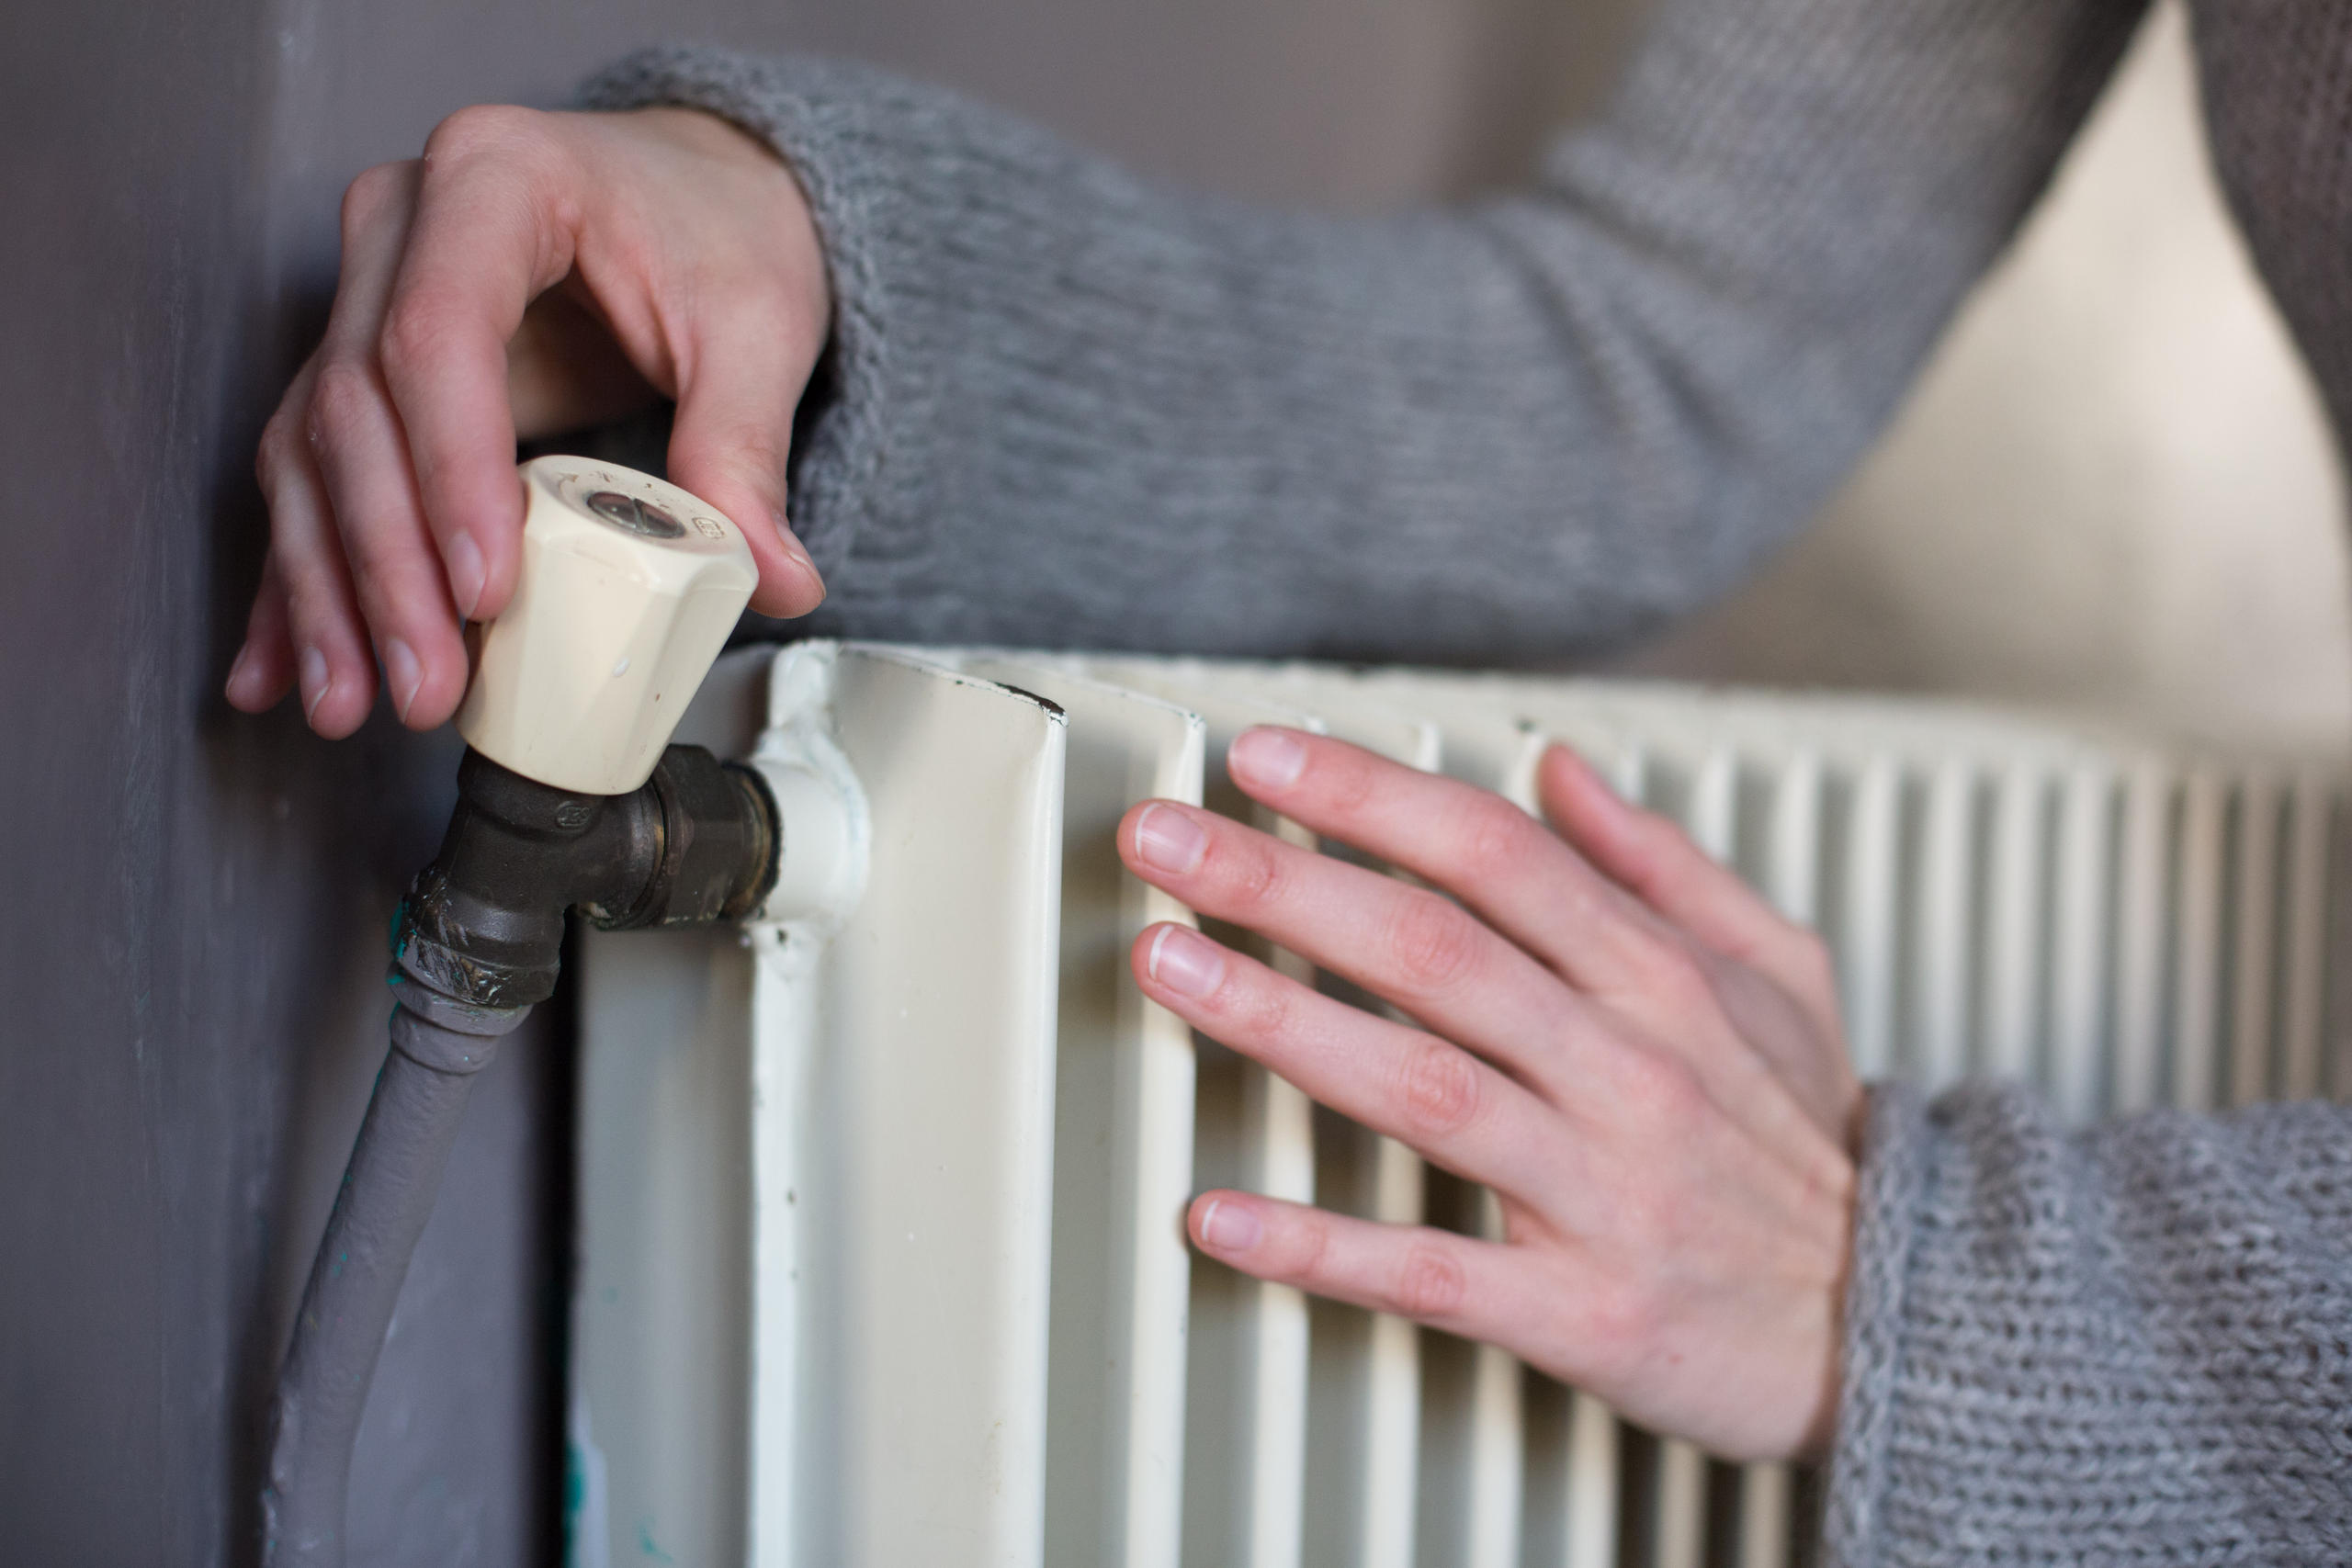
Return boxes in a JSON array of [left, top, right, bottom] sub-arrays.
[[1117, 728, 1860, 1462]]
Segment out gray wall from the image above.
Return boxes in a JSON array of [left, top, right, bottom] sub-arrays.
[[0, 2, 1627, 1562]]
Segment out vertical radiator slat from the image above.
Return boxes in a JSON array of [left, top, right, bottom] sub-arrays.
[[1736, 748, 1822, 1568], [2050, 761, 2118, 1124], [2229, 775, 2281, 1108], [1981, 759, 2046, 1087], [1222, 676, 1436, 1568], [1639, 749, 1735, 1568], [2173, 773, 2230, 1113], [1914, 759, 1978, 1092], [1448, 724, 1618, 1568], [2279, 775, 2333, 1101], [576, 646, 2352, 1568], [1461, 1186, 1525, 1568], [1838, 756, 1905, 1080], [1083, 667, 1322, 1568], [1496, 718, 1623, 1568], [962, 658, 1208, 1568], [753, 646, 1069, 1568], [2112, 763, 2176, 1118]]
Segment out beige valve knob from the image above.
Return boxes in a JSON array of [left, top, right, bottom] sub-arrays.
[[455, 456, 758, 795]]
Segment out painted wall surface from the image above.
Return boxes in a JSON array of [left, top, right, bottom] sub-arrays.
[[0, 2, 1631, 1562], [5, 0, 2340, 1561]]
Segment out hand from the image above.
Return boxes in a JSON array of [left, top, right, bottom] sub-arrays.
[[1117, 729, 1861, 1461], [225, 105, 831, 738]]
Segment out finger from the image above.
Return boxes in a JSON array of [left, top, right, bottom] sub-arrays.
[[225, 553, 296, 713], [1207, 734, 1843, 1170], [1186, 1190, 1547, 1349], [664, 307, 826, 617], [1537, 745, 1841, 1032], [379, 107, 582, 631], [1220, 727, 1666, 1002], [308, 162, 470, 728], [256, 374, 378, 737], [1121, 800, 1607, 1100], [1131, 920, 1566, 1194]]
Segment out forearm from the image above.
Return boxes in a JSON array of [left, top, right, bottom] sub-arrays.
[[1828, 1082, 2352, 1562], [585, 0, 2147, 660]]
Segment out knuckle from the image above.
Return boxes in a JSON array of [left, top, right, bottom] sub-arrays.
[[1319, 748, 1381, 818], [1392, 1242, 1467, 1321], [1626, 933, 1715, 1016], [339, 162, 411, 240], [1233, 974, 1295, 1043], [1385, 892, 1482, 996], [1613, 1044, 1704, 1134], [1285, 1208, 1335, 1281], [423, 103, 544, 166], [255, 411, 300, 486], [1788, 928, 1839, 1000], [1452, 795, 1538, 884], [305, 358, 378, 446], [1577, 1270, 1660, 1360], [377, 291, 464, 379], [1395, 1037, 1482, 1138], [1222, 836, 1291, 911]]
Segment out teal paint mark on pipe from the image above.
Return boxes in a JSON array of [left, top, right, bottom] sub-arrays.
[[636, 1517, 675, 1562]]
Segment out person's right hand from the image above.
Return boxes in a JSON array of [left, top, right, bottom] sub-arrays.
[[224, 104, 832, 738]]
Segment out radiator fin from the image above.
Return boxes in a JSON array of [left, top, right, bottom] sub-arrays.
[[574, 647, 2347, 1568]]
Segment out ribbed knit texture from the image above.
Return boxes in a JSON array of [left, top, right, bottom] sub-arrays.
[[1827, 1084, 2352, 1564], [582, 0, 2148, 661], [581, 1, 2352, 1558]]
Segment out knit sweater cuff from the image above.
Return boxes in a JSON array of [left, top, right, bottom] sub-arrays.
[[579, 48, 922, 588], [1820, 1079, 1928, 1566]]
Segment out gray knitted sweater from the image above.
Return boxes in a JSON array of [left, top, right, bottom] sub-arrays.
[[584, 0, 2352, 1558]]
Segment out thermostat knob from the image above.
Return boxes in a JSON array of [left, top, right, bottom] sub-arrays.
[[454, 456, 758, 795]]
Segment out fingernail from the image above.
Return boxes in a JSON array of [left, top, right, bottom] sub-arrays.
[[1133, 803, 1208, 875], [223, 643, 254, 703], [774, 512, 825, 593], [447, 532, 485, 621], [1199, 1198, 1261, 1253], [1146, 923, 1227, 998], [383, 637, 423, 723], [299, 647, 331, 725], [1229, 727, 1306, 790]]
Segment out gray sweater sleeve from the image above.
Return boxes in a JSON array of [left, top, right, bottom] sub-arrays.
[[580, 0, 2148, 661], [1827, 1081, 2352, 1563]]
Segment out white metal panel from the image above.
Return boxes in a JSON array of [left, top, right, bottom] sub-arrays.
[[749, 644, 1068, 1568], [1914, 759, 1977, 1091], [1837, 756, 1905, 1081], [2111, 763, 2175, 1118], [1981, 759, 2045, 1087], [2280, 775, 2333, 1101], [572, 926, 757, 1568], [570, 645, 774, 1567], [962, 656, 1209, 1568], [1478, 717, 1620, 1568], [2228, 775, 2282, 1109], [2173, 773, 2230, 1113], [1083, 662, 1323, 1568], [1211, 681, 1435, 1568], [575, 648, 2352, 1568], [2049, 761, 2118, 1123]]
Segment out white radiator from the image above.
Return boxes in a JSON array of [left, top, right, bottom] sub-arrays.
[[566, 641, 2348, 1568]]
